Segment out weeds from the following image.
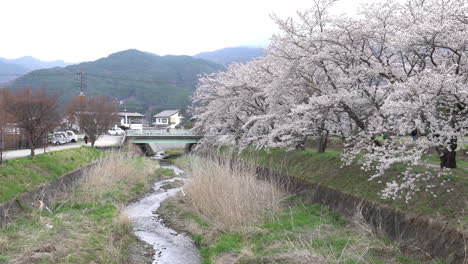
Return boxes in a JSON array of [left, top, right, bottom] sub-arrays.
[[71, 147, 158, 208], [0, 146, 159, 263], [166, 152, 448, 263], [183, 152, 286, 233], [0, 147, 102, 203]]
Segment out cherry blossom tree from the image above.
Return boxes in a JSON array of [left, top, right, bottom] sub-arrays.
[[192, 0, 467, 200]]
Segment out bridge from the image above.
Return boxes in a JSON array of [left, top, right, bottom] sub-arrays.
[[124, 129, 202, 144], [124, 129, 202, 154]]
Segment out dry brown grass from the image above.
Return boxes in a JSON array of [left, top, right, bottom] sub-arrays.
[[0, 233, 9, 252], [1, 147, 160, 264], [72, 146, 158, 207], [183, 152, 286, 233]]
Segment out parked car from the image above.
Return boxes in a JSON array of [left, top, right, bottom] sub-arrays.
[[108, 127, 124, 136], [50, 133, 67, 145], [65, 130, 78, 143]]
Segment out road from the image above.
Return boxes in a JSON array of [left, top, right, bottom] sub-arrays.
[[1, 135, 123, 160]]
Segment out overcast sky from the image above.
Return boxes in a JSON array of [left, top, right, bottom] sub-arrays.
[[0, 0, 380, 63]]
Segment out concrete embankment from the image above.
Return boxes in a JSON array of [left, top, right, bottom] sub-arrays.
[[255, 166, 466, 264], [0, 160, 100, 226]]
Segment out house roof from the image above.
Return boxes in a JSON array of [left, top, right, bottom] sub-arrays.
[[153, 110, 180, 118], [118, 112, 145, 117]]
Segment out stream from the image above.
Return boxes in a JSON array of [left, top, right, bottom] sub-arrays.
[[125, 158, 201, 264]]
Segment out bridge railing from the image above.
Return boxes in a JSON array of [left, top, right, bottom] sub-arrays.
[[126, 129, 199, 137]]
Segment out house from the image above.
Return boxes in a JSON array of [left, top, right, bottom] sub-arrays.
[[153, 110, 183, 129], [119, 112, 145, 130]]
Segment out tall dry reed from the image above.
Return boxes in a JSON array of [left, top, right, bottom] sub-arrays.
[[73, 146, 158, 207], [183, 151, 286, 233]]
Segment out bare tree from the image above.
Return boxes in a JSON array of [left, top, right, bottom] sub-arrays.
[[4, 88, 61, 158], [67, 95, 119, 147], [0, 89, 10, 164]]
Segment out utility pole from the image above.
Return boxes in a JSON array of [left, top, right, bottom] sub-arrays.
[[79, 72, 85, 96]]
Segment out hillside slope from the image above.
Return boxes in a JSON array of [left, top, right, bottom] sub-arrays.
[[0, 61, 30, 83], [9, 49, 225, 112], [0, 56, 70, 70], [194, 47, 265, 65]]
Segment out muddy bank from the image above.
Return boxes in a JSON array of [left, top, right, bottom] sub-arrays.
[[126, 239, 155, 264], [158, 195, 217, 244]]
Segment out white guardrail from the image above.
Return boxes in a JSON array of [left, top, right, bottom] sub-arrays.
[[126, 129, 199, 137]]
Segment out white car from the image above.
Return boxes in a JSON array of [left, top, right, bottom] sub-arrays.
[[108, 127, 124, 136], [51, 133, 67, 145], [66, 130, 78, 143]]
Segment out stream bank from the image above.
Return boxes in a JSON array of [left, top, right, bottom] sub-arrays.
[[157, 154, 451, 264], [0, 151, 161, 263], [126, 158, 201, 264]]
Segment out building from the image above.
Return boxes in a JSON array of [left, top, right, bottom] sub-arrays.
[[119, 112, 144, 130], [153, 110, 183, 129]]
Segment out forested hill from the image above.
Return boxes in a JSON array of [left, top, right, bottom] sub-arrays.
[[9, 49, 225, 112], [0, 60, 29, 83], [194, 47, 265, 65], [0, 56, 69, 71]]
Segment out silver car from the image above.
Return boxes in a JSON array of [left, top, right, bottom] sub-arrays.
[[51, 133, 67, 145]]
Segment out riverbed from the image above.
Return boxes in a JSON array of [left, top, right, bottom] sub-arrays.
[[125, 160, 200, 264]]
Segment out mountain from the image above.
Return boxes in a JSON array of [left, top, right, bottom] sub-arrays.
[[194, 47, 265, 65], [0, 60, 30, 84], [0, 56, 70, 71], [8, 49, 225, 113]]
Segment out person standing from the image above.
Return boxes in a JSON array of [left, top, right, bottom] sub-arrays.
[[411, 129, 418, 141], [84, 135, 88, 144]]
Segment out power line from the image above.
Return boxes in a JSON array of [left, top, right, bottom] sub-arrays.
[[86, 73, 196, 86], [0, 72, 197, 86], [0, 73, 79, 76]]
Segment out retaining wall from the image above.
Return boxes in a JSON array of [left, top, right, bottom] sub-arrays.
[[255, 166, 466, 264], [0, 160, 100, 226]]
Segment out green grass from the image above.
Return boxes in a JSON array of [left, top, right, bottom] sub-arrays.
[[0, 147, 102, 203], [164, 148, 185, 164], [177, 197, 421, 263], [0, 201, 132, 263], [428, 154, 468, 169], [241, 146, 467, 228], [181, 211, 210, 228], [155, 168, 175, 177], [0, 154, 159, 263]]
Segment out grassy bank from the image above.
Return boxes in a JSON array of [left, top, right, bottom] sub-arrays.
[[0, 147, 102, 203], [160, 155, 444, 263], [238, 146, 467, 230], [164, 147, 185, 164], [162, 196, 445, 264], [0, 149, 164, 264]]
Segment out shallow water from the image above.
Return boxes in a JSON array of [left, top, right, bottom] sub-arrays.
[[125, 161, 200, 264]]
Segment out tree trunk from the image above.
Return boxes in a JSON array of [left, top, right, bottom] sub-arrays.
[[295, 136, 307, 151], [29, 134, 35, 158], [88, 133, 96, 147], [0, 130, 3, 164], [439, 140, 457, 169], [317, 130, 329, 153], [295, 141, 306, 150], [440, 150, 457, 169]]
